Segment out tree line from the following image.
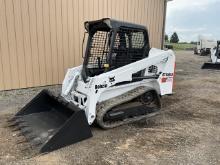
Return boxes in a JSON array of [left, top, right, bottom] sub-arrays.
[[165, 33, 197, 44]]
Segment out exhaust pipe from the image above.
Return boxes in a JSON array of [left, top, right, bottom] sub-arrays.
[[10, 90, 92, 153]]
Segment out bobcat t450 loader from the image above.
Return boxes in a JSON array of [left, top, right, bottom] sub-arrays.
[[9, 18, 175, 153], [202, 41, 220, 69]]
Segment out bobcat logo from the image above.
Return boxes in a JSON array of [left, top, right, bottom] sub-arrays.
[[109, 76, 115, 83], [95, 84, 107, 90]]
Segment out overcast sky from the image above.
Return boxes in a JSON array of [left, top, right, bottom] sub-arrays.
[[166, 0, 220, 42]]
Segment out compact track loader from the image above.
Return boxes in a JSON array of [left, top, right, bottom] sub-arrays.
[[9, 18, 175, 153], [202, 41, 220, 69]]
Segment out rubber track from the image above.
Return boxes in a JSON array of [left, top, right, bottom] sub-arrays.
[[96, 86, 160, 129]]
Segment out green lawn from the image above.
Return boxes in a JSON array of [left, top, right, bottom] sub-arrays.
[[165, 43, 196, 51]]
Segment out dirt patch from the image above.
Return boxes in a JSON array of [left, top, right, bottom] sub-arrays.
[[0, 51, 220, 164]]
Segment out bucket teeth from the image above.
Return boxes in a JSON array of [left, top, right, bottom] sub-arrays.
[[7, 117, 18, 123], [11, 123, 26, 132], [20, 127, 32, 134], [18, 123, 28, 129], [7, 123, 17, 128], [17, 139, 28, 144], [30, 137, 43, 147], [7, 121, 19, 127], [15, 118, 25, 123], [12, 127, 21, 132], [25, 133, 36, 141], [7, 118, 25, 128]]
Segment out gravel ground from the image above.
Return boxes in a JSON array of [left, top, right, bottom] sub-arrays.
[[0, 51, 220, 165]]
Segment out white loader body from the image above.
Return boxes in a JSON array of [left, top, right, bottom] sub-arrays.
[[211, 47, 220, 63], [62, 48, 175, 125]]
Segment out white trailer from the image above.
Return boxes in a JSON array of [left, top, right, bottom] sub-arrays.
[[194, 36, 216, 56]]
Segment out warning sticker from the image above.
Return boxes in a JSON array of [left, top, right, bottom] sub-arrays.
[[161, 73, 174, 83]]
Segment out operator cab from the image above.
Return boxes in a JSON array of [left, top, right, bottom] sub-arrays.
[[82, 18, 150, 82]]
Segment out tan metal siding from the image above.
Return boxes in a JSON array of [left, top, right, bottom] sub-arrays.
[[0, 0, 165, 91]]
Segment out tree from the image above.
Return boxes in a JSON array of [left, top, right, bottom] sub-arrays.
[[190, 41, 197, 45], [165, 34, 169, 42], [170, 32, 179, 43]]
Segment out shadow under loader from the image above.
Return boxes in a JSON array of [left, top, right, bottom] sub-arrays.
[[202, 63, 220, 70]]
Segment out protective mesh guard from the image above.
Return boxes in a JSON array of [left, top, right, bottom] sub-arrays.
[[85, 27, 148, 77], [112, 28, 146, 69], [87, 31, 110, 69]]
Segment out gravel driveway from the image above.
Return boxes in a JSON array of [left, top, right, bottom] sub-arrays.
[[0, 51, 220, 165]]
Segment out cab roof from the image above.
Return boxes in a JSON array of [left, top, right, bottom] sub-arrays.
[[84, 18, 147, 33]]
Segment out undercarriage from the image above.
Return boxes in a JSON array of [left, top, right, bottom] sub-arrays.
[[96, 86, 161, 129]]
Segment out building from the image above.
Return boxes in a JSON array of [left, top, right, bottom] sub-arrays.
[[0, 0, 169, 91]]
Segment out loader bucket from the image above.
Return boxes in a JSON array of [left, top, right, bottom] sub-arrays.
[[201, 63, 220, 70], [11, 90, 92, 153]]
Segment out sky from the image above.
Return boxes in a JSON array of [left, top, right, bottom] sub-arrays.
[[166, 0, 220, 42]]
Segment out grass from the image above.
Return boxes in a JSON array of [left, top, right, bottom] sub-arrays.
[[165, 42, 196, 51]]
